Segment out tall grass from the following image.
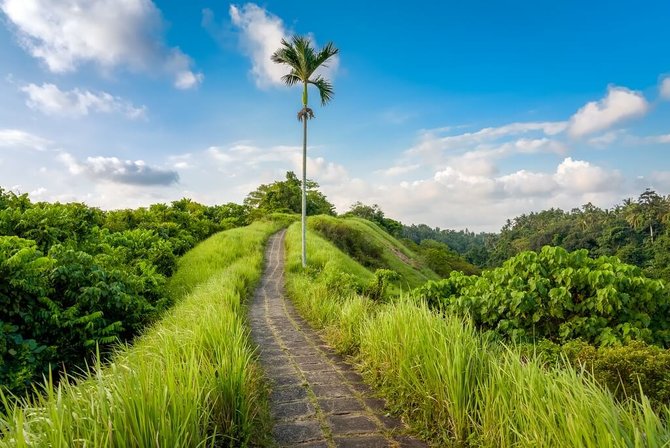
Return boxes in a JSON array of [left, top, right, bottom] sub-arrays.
[[284, 222, 670, 447], [0, 219, 284, 447]]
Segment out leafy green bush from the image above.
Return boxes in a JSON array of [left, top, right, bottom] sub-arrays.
[[415, 246, 670, 346], [566, 340, 670, 409], [364, 269, 400, 301]]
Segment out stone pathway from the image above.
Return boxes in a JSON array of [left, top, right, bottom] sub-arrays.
[[248, 230, 427, 448]]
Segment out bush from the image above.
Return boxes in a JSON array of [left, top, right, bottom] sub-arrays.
[[364, 269, 400, 302], [415, 246, 670, 347], [520, 339, 670, 410], [566, 340, 670, 409]]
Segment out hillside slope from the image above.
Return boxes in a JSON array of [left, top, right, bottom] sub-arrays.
[[308, 215, 441, 289]]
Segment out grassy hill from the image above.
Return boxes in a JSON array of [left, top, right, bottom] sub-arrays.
[[308, 215, 479, 291]]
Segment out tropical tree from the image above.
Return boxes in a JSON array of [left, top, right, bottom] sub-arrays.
[[271, 35, 339, 267]]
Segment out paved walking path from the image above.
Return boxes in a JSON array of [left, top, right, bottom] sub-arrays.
[[248, 230, 426, 448]]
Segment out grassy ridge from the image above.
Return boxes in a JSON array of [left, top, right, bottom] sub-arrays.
[[343, 217, 439, 286], [284, 221, 670, 447], [0, 219, 284, 447], [309, 215, 438, 290]]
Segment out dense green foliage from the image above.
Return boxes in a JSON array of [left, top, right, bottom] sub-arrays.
[[284, 222, 670, 447], [341, 204, 480, 276], [402, 189, 670, 282], [244, 171, 335, 219], [522, 339, 670, 410], [416, 246, 670, 346], [402, 223, 494, 267], [344, 202, 403, 237], [403, 238, 480, 277], [0, 188, 249, 397], [0, 219, 283, 447], [491, 190, 670, 280]]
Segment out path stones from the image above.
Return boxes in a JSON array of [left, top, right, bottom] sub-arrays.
[[248, 230, 426, 448]]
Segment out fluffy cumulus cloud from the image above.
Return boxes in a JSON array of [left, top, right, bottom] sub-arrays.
[[661, 76, 670, 100], [58, 153, 179, 186], [229, 3, 338, 88], [229, 3, 288, 87], [21, 83, 146, 119], [0, 129, 50, 150], [498, 170, 556, 196], [0, 0, 203, 88], [362, 157, 625, 231], [568, 86, 648, 137], [553, 157, 623, 192]]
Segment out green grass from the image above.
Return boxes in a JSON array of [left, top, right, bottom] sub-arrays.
[[0, 219, 284, 447], [309, 215, 438, 290], [284, 221, 670, 447]]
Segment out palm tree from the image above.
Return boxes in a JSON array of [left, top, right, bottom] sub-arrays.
[[272, 35, 339, 268]]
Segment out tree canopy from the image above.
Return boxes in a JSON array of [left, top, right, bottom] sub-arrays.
[[243, 171, 335, 219]]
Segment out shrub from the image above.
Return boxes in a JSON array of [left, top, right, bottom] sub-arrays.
[[364, 269, 400, 301], [566, 340, 670, 409], [415, 246, 670, 346]]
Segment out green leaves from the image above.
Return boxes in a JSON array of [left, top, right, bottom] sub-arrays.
[[415, 246, 670, 347], [271, 34, 339, 108], [0, 188, 251, 399]]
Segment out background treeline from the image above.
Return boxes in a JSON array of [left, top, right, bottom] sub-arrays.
[[0, 188, 248, 397], [402, 189, 670, 282]]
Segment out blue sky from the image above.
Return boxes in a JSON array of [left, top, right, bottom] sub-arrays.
[[0, 0, 669, 231]]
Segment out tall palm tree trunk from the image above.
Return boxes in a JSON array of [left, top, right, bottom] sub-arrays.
[[301, 83, 308, 267]]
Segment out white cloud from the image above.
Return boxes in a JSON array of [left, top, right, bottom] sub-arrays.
[[408, 121, 568, 160], [175, 71, 205, 90], [647, 171, 670, 191], [434, 167, 497, 197], [229, 3, 289, 87], [317, 156, 627, 231], [568, 86, 648, 138], [553, 157, 623, 193], [1, 0, 203, 88], [21, 83, 146, 119], [650, 134, 670, 144], [229, 3, 338, 88], [587, 130, 627, 147], [377, 164, 421, 177], [660, 76, 670, 100], [58, 153, 179, 186], [208, 143, 298, 167], [498, 170, 556, 196], [292, 155, 348, 184], [29, 186, 47, 198], [168, 153, 194, 169], [0, 129, 50, 150]]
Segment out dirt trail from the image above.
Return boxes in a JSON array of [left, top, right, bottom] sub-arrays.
[[248, 230, 426, 448]]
